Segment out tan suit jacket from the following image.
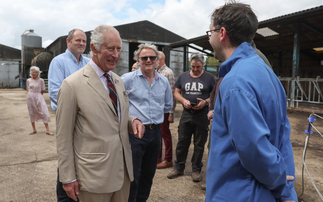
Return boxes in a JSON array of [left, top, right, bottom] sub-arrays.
[[56, 62, 134, 194]]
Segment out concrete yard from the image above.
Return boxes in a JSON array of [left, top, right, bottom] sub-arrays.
[[0, 88, 322, 202]]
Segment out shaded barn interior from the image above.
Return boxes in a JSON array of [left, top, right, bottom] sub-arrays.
[[254, 6, 323, 78]]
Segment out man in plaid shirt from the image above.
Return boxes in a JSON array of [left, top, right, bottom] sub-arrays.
[[156, 51, 176, 169]]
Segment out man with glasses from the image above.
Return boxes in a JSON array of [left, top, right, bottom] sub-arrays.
[[205, 2, 297, 202], [167, 52, 215, 182], [121, 43, 173, 202]]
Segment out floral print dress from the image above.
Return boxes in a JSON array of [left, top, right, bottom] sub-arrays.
[[27, 78, 50, 123]]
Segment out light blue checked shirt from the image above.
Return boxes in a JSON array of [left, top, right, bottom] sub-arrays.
[[121, 69, 173, 125]]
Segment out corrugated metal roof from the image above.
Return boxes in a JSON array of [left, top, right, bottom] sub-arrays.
[[259, 5, 323, 25]]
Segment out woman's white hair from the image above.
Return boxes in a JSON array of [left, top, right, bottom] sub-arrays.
[[90, 25, 121, 57], [29, 66, 41, 78]]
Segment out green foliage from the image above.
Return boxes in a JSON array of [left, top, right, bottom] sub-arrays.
[[206, 55, 221, 66]]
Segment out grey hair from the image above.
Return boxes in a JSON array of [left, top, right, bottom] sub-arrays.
[[90, 25, 121, 57], [133, 43, 160, 61], [67, 29, 85, 41], [29, 66, 41, 78], [190, 52, 205, 64]]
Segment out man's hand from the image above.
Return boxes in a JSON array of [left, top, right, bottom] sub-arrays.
[[182, 99, 192, 109], [207, 110, 214, 121], [132, 119, 145, 139], [192, 98, 206, 110], [168, 114, 174, 123], [286, 175, 294, 181], [281, 175, 295, 202], [62, 181, 79, 201]]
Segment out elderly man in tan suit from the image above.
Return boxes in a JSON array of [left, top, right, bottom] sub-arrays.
[[56, 25, 145, 202]]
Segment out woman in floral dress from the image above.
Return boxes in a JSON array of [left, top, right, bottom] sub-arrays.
[[27, 66, 53, 135]]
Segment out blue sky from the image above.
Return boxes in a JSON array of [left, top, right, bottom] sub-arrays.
[[0, 0, 322, 50]]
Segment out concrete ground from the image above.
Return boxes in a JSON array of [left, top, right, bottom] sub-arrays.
[[0, 88, 207, 202], [0, 88, 322, 202]]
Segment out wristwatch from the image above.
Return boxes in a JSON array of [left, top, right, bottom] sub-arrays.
[[169, 113, 173, 117]]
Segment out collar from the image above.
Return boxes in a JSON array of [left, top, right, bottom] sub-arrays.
[[137, 69, 159, 80], [65, 49, 84, 63], [158, 64, 167, 72], [90, 59, 111, 79], [218, 42, 255, 77]]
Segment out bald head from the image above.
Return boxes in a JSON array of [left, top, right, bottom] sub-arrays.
[[158, 51, 165, 70]]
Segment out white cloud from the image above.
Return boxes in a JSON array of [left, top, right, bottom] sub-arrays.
[[0, 0, 321, 50]]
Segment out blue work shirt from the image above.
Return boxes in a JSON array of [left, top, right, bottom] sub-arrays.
[[121, 69, 173, 125], [206, 42, 298, 202], [48, 49, 90, 111]]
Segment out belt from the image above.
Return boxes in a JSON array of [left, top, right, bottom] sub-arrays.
[[144, 124, 161, 129]]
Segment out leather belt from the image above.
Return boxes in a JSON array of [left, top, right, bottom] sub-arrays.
[[144, 124, 161, 129]]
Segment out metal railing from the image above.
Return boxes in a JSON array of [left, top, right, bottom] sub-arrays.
[[44, 79, 48, 93], [279, 76, 323, 107]]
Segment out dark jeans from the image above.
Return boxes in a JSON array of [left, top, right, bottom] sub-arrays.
[[175, 108, 209, 173], [128, 126, 161, 202], [57, 169, 79, 202]]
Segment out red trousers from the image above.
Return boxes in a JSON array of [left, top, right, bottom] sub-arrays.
[[158, 113, 173, 161]]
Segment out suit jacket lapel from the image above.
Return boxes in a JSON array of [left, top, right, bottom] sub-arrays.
[[83, 64, 118, 116]]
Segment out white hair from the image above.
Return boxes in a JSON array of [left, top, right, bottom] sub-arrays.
[[190, 52, 205, 64], [90, 25, 121, 57], [29, 66, 41, 78], [133, 43, 160, 61]]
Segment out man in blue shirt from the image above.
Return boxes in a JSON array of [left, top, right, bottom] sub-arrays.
[[121, 43, 173, 202], [48, 29, 90, 111], [205, 2, 297, 202], [48, 28, 90, 202]]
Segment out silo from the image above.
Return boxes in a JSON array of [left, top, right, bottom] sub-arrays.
[[21, 29, 42, 65], [21, 29, 42, 89]]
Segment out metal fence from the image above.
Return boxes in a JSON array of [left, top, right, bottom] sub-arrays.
[[43, 77, 323, 108], [279, 76, 323, 108], [44, 79, 48, 93]]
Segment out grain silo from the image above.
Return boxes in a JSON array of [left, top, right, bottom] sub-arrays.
[[21, 29, 43, 88]]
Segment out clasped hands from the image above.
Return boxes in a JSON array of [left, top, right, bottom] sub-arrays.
[[183, 98, 206, 110]]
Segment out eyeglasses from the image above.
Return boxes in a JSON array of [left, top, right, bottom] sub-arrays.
[[139, 56, 157, 62], [206, 28, 220, 40]]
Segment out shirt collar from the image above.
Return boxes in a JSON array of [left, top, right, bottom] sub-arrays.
[[65, 49, 85, 63], [90, 59, 111, 78], [218, 42, 254, 77], [137, 69, 159, 80], [158, 65, 166, 72]]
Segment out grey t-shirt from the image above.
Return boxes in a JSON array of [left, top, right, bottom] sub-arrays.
[[175, 71, 216, 103]]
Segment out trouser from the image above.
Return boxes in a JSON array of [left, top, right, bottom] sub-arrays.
[[158, 113, 173, 162], [174, 108, 209, 173], [128, 126, 161, 202], [57, 169, 79, 202]]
